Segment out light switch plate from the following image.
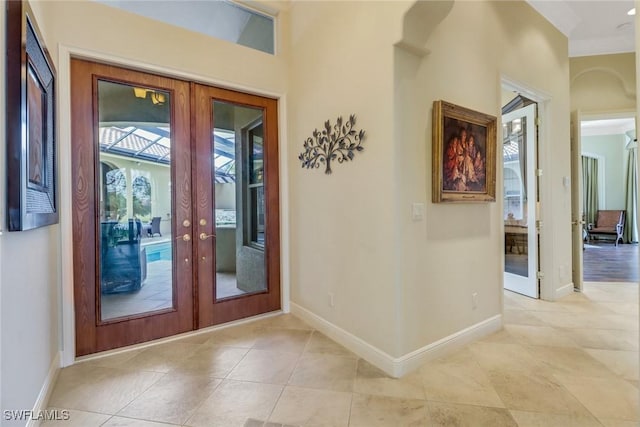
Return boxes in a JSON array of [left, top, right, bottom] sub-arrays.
[[412, 203, 425, 221]]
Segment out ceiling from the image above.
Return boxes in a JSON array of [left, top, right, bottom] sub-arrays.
[[526, 0, 635, 57], [526, 1, 636, 138], [581, 117, 636, 137], [97, 1, 634, 58]]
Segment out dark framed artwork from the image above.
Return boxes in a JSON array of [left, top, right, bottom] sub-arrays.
[[432, 100, 496, 203], [6, 0, 58, 230]]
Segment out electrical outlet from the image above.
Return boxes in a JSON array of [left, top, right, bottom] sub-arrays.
[[472, 292, 478, 309]]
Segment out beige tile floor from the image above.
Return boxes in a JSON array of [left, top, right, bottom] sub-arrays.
[[45, 282, 638, 426]]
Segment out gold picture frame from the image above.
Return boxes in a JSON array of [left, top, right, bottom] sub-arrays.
[[432, 100, 496, 203]]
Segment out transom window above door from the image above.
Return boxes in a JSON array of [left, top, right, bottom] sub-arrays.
[[96, 0, 276, 54]]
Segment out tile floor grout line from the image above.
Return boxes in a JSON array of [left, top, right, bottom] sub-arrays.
[[549, 373, 620, 426], [264, 325, 316, 426], [280, 327, 314, 386], [180, 375, 226, 427], [112, 370, 171, 419], [99, 414, 114, 427], [46, 287, 638, 426]]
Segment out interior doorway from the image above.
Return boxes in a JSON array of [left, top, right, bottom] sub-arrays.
[[502, 94, 540, 298], [71, 59, 280, 356], [571, 113, 638, 287]]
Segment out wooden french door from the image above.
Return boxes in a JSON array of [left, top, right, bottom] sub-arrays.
[[192, 84, 280, 328], [71, 59, 280, 356]]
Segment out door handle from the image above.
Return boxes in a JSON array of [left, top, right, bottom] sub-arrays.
[[571, 220, 585, 225], [199, 232, 215, 241], [177, 234, 191, 241]]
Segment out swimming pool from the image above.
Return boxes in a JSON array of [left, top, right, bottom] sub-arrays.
[[144, 241, 172, 263]]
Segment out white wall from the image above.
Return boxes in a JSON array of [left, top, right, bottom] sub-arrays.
[[36, 0, 289, 93], [0, 4, 5, 419], [30, 0, 290, 367], [582, 134, 628, 210], [0, 3, 61, 425], [1, 230, 60, 426], [393, 1, 570, 354], [637, 0, 640, 257], [289, 0, 570, 359], [0, 1, 577, 405], [570, 52, 636, 216], [570, 53, 636, 113], [288, 1, 404, 356]]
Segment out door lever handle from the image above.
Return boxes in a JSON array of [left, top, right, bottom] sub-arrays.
[[177, 234, 191, 242], [199, 232, 215, 241]]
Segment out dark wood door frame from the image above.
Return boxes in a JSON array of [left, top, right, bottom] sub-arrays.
[[192, 84, 280, 328], [71, 59, 194, 356], [71, 59, 280, 356]]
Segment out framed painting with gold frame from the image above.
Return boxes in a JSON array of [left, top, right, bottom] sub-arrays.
[[432, 100, 496, 203], [6, 0, 58, 230]]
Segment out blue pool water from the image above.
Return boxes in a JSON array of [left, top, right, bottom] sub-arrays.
[[145, 241, 172, 263]]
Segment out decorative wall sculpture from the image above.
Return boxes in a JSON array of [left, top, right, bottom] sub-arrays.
[[298, 115, 365, 175]]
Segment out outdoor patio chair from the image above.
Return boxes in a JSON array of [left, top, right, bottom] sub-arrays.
[[148, 216, 162, 237]]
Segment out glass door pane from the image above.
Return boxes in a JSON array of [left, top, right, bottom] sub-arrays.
[[97, 80, 174, 321], [212, 101, 266, 301], [503, 103, 538, 298], [193, 83, 280, 328], [72, 59, 193, 356], [503, 114, 529, 277]]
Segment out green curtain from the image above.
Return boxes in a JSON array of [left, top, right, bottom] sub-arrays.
[[624, 148, 638, 243], [582, 156, 599, 227]]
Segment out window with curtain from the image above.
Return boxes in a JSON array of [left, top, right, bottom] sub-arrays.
[[624, 143, 638, 243], [582, 155, 599, 228]]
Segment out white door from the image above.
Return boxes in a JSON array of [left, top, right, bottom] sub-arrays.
[[503, 104, 539, 298], [570, 111, 584, 292]]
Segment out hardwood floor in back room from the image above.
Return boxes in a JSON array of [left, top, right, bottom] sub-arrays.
[[583, 242, 639, 283]]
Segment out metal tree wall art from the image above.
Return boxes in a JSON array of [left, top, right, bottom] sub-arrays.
[[298, 115, 366, 174]]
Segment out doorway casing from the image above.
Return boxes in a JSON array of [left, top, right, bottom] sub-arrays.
[[501, 75, 555, 301], [58, 46, 291, 367], [572, 110, 637, 291]]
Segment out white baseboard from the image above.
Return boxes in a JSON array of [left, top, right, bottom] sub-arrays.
[[290, 302, 502, 378], [290, 303, 398, 376], [27, 351, 62, 427], [395, 314, 502, 376], [556, 283, 574, 299]]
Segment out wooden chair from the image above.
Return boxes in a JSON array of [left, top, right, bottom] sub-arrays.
[[587, 210, 625, 246]]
